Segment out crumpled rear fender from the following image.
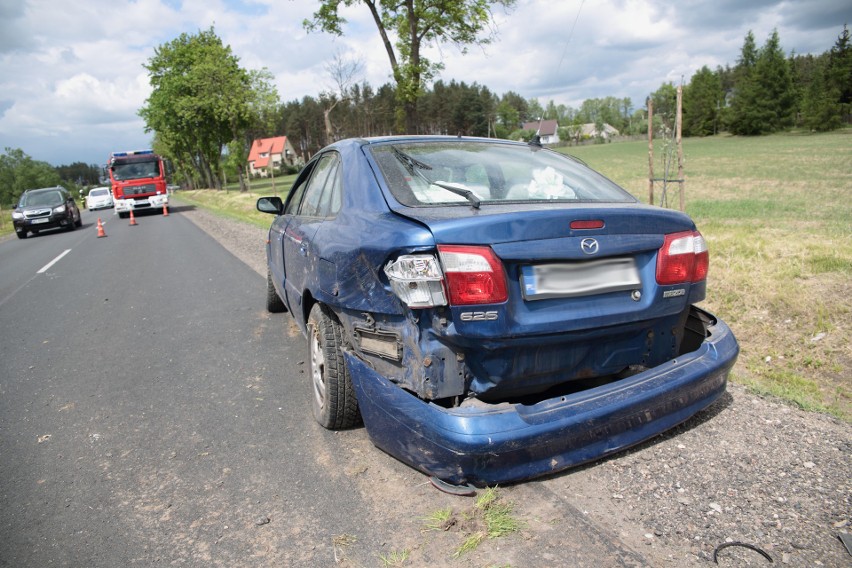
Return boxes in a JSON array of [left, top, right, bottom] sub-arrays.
[[346, 306, 739, 485]]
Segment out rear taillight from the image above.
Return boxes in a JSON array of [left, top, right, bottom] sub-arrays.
[[656, 230, 709, 285], [385, 246, 508, 308], [384, 254, 447, 308], [438, 245, 508, 305]]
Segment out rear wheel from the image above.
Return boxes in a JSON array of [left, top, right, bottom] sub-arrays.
[[265, 270, 286, 313], [307, 304, 360, 429]]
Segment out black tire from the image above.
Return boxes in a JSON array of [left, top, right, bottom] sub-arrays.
[[16, 231, 26, 239], [307, 304, 361, 429], [66, 217, 76, 231], [118, 211, 128, 219], [75, 211, 82, 227], [266, 270, 287, 313]]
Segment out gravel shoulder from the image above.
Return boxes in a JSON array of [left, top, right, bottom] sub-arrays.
[[180, 201, 852, 567]]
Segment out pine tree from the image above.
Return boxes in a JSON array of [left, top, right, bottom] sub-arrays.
[[728, 30, 796, 135], [801, 59, 842, 131], [755, 29, 796, 132], [826, 24, 852, 120], [727, 31, 762, 134], [684, 66, 723, 136]]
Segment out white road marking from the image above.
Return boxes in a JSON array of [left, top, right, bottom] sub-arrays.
[[37, 249, 72, 274]]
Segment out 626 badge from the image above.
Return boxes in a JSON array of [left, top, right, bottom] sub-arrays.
[[460, 311, 498, 322]]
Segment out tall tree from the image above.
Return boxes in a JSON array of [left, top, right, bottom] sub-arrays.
[[684, 66, 723, 136], [140, 27, 277, 189], [755, 29, 796, 131], [800, 58, 842, 131], [729, 30, 796, 135], [827, 24, 852, 118], [304, 0, 516, 133], [0, 148, 62, 205], [727, 30, 763, 134]]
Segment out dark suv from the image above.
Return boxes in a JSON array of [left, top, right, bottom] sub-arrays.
[[12, 186, 82, 239]]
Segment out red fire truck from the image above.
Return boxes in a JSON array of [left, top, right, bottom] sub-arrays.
[[107, 150, 169, 218]]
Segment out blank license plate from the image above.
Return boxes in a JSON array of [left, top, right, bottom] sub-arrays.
[[521, 258, 641, 300], [31, 218, 49, 224]]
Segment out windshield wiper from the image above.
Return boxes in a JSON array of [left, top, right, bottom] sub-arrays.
[[390, 146, 481, 208], [391, 146, 432, 172], [427, 180, 481, 208]]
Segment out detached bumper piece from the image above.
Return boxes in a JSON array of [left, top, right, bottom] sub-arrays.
[[348, 310, 738, 486]]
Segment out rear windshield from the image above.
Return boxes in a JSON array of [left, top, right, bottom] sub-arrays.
[[369, 141, 635, 207]]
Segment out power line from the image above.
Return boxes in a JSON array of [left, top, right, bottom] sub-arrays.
[[557, 0, 586, 73]]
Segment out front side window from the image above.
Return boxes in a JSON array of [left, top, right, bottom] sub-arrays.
[[370, 141, 635, 207]]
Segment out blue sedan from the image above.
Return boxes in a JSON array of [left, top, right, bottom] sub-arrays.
[[257, 136, 738, 487]]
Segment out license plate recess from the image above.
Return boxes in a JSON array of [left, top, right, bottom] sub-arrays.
[[521, 257, 641, 300]]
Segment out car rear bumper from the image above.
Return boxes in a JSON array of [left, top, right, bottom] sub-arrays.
[[347, 308, 738, 486]]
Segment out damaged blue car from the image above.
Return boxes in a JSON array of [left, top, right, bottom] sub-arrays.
[[257, 136, 738, 487]]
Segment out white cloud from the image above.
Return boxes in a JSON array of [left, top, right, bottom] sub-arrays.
[[0, 0, 847, 165]]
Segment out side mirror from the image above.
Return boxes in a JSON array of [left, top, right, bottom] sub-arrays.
[[257, 196, 284, 215]]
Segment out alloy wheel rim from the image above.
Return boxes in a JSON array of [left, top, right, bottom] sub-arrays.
[[310, 327, 326, 409]]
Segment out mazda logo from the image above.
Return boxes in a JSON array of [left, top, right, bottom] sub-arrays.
[[581, 238, 599, 255]]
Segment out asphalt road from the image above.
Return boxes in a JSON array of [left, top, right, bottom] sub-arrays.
[[0, 207, 694, 567]]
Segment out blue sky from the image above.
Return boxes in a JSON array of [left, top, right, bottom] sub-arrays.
[[0, 0, 848, 166]]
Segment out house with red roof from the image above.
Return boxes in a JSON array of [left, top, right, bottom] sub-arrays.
[[247, 136, 297, 177]]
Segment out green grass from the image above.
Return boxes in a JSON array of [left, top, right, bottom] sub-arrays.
[[172, 173, 298, 229], [378, 549, 411, 566], [419, 487, 524, 559]]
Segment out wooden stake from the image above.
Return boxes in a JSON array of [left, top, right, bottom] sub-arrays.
[[647, 98, 654, 206], [676, 85, 685, 212]]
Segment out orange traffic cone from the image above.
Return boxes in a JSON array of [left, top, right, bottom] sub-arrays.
[[163, 203, 169, 216], [129, 210, 138, 226], [97, 218, 107, 238]]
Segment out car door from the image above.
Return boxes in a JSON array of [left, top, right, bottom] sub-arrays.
[[282, 152, 341, 328], [267, 170, 313, 308]]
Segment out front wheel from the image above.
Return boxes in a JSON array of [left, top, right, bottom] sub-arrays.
[[307, 304, 360, 430], [16, 230, 26, 239], [266, 270, 286, 313]]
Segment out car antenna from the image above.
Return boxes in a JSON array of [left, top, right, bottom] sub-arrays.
[[528, 117, 543, 149]]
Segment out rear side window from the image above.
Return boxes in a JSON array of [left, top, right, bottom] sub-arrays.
[[370, 141, 635, 207], [299, 154, 340, 218]]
